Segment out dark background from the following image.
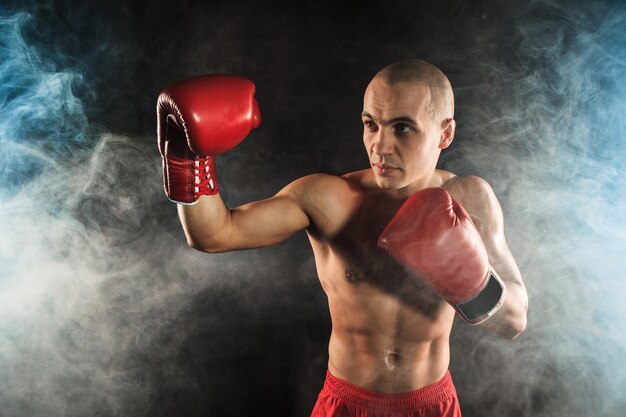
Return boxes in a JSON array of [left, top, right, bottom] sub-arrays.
[[1, 0, 625, 416]]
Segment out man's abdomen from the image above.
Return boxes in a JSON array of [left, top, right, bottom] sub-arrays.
[[325, 284, 455, 393]]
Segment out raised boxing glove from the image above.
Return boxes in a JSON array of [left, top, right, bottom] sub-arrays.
[[157, 74, 261, 204], [377, 187, 505, 325]]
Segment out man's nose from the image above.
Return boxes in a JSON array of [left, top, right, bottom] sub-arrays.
[[372, 128, 394, 156]]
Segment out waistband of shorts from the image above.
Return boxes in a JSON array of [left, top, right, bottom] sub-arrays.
[[322, 369, 456, 412]]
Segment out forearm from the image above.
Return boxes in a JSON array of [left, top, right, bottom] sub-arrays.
[[177, 184, 311, 253], [177, 194, 233, 252]]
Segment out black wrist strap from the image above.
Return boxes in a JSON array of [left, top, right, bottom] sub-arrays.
[[454, 271, 505, 325]]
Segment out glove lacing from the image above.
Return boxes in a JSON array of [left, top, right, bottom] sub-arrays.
[[193, 156, 216, 195]]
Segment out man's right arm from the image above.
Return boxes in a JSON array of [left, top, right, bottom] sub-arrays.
[[157, 74, 312, 253], [178, 181, 310, 253]]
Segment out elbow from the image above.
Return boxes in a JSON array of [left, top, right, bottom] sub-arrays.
[[482, 307, 527, 340], [500, 311, 527, 340], [507, 296, 529, 339], [504, 315, 527, 340], [498, 285, 529, 340], [185, 236, 205, 252]]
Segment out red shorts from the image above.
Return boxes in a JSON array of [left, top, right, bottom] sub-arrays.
[[310, 370, 462, 417]]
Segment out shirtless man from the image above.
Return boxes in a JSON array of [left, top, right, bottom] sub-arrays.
[[156, 59, 528, 417]]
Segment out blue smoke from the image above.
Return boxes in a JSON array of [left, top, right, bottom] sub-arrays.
[[0, 6, 268, 417], [0, 6, 162, 415], [0, 10, 91, 196]]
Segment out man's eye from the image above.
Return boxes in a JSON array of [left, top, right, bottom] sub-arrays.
[[363, 120, 377, 130], [395, 123, 412, 134]]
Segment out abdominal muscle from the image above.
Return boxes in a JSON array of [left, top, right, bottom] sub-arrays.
[[325, 282, 454, 394], [304, 170, 457, 394]]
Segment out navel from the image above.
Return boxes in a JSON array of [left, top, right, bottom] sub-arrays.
[[383, 348, 401, 370]]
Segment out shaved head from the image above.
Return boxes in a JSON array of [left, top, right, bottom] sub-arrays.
[[373, 59, 454, 123]]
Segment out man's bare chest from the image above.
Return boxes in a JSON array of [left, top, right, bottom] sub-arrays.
[[306, 195, 444, 317]]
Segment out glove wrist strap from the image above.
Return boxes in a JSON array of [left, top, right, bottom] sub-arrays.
[[454, 271, 506, 325]]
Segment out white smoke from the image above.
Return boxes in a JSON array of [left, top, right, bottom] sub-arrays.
[[444, 1, 626, 416]]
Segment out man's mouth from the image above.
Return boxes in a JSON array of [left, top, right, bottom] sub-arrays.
[[373, 163, 400, 175]]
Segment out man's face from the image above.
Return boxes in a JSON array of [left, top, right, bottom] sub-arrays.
[[362, 78, 453, 192]]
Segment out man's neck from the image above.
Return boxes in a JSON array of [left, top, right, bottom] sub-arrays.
[[379, 170, 442, 200]]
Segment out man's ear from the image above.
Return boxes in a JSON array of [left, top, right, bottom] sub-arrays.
[[439, 118, 456, 149]]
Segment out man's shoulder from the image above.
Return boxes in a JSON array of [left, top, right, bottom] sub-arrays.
[[288, 172, 352, 189], [443, 174, 502, 229], [280, 171, 367, 203], [442, 174, 494, 196], [288, 170, 370, 190], [279, 171, 369, 232]]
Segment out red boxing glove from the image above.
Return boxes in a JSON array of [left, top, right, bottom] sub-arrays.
[[377, 188, 505, 325], [156, 74, 261, 204]]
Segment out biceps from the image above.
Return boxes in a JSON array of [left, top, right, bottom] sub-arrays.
[[229, 194, 310, 249]]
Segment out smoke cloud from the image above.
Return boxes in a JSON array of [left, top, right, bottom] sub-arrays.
[[0, 4, 325, 416], [443, 1, 626, 416], [0, 0, 625, 416]]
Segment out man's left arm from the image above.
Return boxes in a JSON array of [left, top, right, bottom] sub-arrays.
[[449, 176, 528, 339]]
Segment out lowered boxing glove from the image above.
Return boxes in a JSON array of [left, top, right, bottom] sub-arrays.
[[157, 74, 261, 204], [377, 187, 505, 325]]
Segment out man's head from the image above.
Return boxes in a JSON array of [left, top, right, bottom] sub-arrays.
[[362, 59, 455, 192]]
